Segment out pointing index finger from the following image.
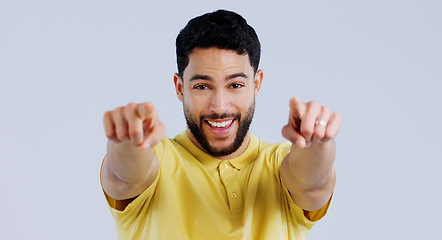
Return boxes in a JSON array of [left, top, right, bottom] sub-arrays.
[[137, 102, 157, 121], [289, 97, 306, 120]]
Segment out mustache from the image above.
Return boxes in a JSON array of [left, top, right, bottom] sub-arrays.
[[201, 113, 240, 121]]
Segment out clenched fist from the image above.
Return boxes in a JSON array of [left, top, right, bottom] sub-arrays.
[[103, 102, 166, 150], [282, 97, 341, 148]]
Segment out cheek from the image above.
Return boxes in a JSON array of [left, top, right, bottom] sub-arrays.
[[242, 94, 256, 112], [183, 94, 207, 113], [238, 91, 255, 105]]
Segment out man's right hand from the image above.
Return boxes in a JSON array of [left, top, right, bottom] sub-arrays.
[[103, 102, 166, 150], [101, 102, 165, 201]]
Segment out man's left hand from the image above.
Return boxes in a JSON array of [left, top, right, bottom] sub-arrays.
[[281, 97, 341, 148]]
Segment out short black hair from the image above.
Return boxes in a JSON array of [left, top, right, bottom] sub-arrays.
[[176, 9, 261, 78]]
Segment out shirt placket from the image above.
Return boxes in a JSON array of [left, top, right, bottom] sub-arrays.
[[219, 161, 243, 214]]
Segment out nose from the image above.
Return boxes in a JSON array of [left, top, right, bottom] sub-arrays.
[[208, 90, 230, 113]]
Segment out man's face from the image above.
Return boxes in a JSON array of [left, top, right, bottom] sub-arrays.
[[174, 47, 263, 159]]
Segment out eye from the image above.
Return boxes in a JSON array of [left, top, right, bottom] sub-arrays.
[[193, 84, 209, 90], [230, 83, 244, 89]]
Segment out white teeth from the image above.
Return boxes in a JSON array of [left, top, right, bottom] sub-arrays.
[[207, 119, 233, 128]]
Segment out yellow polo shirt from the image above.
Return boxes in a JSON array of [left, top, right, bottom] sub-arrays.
[[104, 132, 331, 239]]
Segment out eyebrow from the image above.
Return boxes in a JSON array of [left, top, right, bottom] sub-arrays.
[[189, 74, 213, 82], [228, 72, 249, 80], [189, 72, 249, 82]]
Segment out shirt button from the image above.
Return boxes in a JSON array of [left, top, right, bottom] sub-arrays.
[[223, 163, 228, 169], [231, 193, 237, 199]]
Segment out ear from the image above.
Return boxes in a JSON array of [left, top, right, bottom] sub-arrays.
[[174, 73, 184, 102], [253, 69, 263, 97]]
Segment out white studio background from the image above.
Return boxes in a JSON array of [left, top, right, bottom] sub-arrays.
[[1, 0, 441, 239]]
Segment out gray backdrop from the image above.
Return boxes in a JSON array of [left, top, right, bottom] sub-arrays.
[[1, 0, 441, 239]]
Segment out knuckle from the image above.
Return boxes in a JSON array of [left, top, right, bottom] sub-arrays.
[[103, 112, 112, 124], [313, 130, 324, 138], [116, 129, 127, 139], [324, 132, 332, 139], [125, 103, 137, 113], [129, 128, 142, 137], [334, 113, 341, 121], [138, 102, 155, 118], [105, 130, 115, 139], [324, 130, 335, 139], [301, 127, 313, 136], [158, 123, 167, 135], [143, 102, 154, 110], [307, 100, 318, 107], [290, 97, 302, 108], [328, 113, 339, 123], [103, 111, 111, 119], [114, 106, 124, 115], [281, 125, 289, 137], [127, 102, 137, 108]]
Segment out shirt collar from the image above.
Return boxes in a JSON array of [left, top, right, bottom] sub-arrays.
[[174, 132, 260, 170]]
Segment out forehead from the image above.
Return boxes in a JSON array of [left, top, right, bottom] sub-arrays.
[[185, 47, 253, 74]]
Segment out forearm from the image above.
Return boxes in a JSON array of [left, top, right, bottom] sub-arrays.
[[101, 140, 159, 200], [286, 140, 335, 189], [104, 140, 158, 184], [281, 140, 336, 210]]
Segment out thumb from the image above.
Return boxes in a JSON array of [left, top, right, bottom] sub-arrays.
[[281, 124, 307, 148]]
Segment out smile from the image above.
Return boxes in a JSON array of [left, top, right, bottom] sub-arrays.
[[206, 119, 234, 128]]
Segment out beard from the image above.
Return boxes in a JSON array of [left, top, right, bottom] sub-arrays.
[[184, 100, 255, 157]]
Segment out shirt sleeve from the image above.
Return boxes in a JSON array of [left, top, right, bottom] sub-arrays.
[[274, 141, 333, 227], [102, 137, 167, 228], [281, 182, 332, 224]]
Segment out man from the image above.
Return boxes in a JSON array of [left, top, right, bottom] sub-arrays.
[[101, 10, 340, 240]]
